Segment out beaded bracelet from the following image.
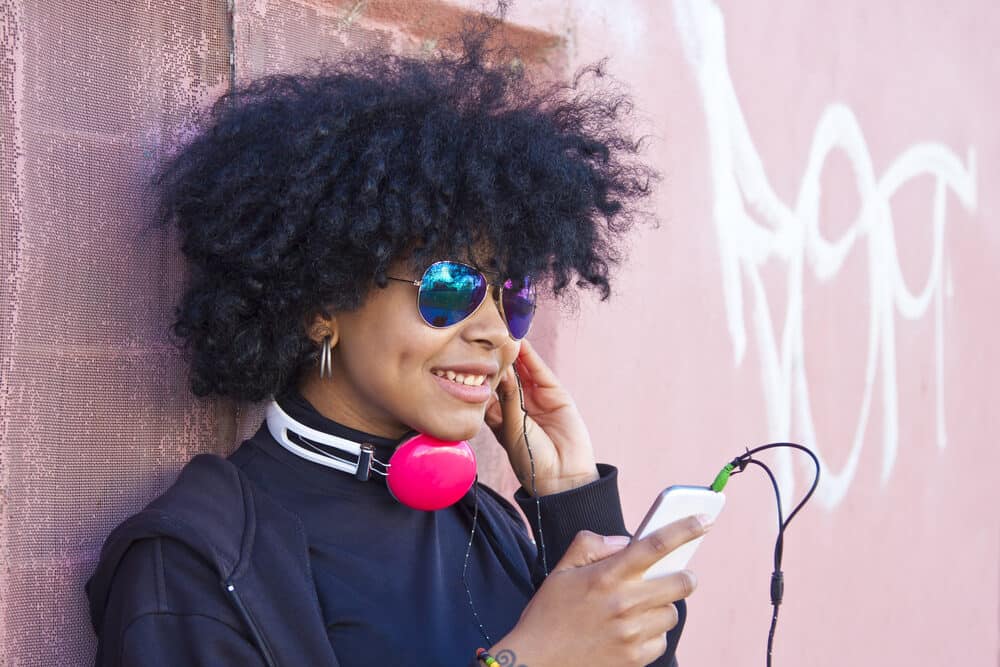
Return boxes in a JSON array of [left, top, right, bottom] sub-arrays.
[[475, 648, 498, 665]]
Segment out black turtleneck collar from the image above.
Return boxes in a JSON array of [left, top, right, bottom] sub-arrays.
[[273, 386, 419, 466]]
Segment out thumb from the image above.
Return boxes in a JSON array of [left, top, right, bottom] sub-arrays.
[[550, 530, 631, 574]]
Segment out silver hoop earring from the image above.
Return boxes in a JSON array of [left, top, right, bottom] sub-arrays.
[[319, 335, 334, 379]]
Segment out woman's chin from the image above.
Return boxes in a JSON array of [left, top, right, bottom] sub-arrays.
[[420, 418, 481, 443]]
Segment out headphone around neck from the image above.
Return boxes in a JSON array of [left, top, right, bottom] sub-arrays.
[[265, 401, 477, 511]]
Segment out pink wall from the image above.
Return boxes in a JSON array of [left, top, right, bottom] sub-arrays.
[[501, 1, 999, 664], [1, 1, 996, 664]]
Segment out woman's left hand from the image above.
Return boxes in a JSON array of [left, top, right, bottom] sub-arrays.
[[484, 338, 599, 496]]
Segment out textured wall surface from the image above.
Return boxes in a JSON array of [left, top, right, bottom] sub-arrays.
[[0, 2, 233, 664], [0, 2, 557, 663], [501, 1, 999, 665], [1, 1, 997, 665]]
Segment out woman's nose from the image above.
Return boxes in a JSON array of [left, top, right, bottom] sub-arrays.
[[463, 285, 510, 346]]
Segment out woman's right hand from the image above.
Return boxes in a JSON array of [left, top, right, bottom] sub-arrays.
[[487, 514, 710, 667]]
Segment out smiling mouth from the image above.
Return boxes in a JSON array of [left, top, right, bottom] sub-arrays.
[[431, 369, 489, 387]]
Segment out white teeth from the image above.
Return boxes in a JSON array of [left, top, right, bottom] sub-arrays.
[[433, 370, 487, 386]]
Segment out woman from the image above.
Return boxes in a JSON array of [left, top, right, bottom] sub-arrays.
[[86, 22, 707, 667]]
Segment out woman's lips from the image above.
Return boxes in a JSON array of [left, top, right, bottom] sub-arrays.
[[432, 372, 492, 403]]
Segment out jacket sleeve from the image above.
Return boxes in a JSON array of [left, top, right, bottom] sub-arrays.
[[117, 613, 267, 666], [95, 537, 268, 667], [511, 463, 687, 667]]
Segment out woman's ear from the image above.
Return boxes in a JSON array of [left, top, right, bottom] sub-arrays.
[[305, 311, 340, 347]]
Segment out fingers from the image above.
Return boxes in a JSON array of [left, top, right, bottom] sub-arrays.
[[513, 338, 558, 388], [550, 530, 632, 574], [490, 338, 554, 415], [607, 604, 676, 665], [635, 604, 679, 639], [484, 390, 503, 428], [630, 570, 697, 613], [496, 365, 521, 405], [484, 365, 521, 436], [633, 606, 676, 657], [609, 515, 711, 579], [489, 366, 526, 437]]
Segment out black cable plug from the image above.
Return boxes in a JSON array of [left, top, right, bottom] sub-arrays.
[[770, 570, 784, 607]]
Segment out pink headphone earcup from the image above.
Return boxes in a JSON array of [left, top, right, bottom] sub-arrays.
[[386, 434, 477, 511]]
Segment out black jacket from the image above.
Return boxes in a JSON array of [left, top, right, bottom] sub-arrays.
[[86, 424, 686, 666]]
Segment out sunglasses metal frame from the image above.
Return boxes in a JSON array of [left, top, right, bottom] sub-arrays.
[[385, 260, 536, 340]]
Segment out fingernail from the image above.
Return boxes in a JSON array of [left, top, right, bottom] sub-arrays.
[[603, 535, 631, 547], [695, 514, 714, 531]]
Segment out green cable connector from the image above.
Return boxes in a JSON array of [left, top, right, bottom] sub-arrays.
[[710, 462, 736, 492]]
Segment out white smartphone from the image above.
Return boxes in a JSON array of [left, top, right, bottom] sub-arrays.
[[633, 485, 726, 580]]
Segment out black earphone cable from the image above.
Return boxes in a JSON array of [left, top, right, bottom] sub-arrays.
[[462, 476, 492, 642], [463, 381, 823, 664], [462, 364, 545, 647], [511, 364, 548, 575], [715, 442, 821, 667]]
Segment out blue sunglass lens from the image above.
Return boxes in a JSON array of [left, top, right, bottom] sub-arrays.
[[417, 262, 487, 327], [501, 276, 536, 340]]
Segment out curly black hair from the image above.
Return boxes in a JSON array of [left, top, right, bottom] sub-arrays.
[[154, 18, 658, 402]]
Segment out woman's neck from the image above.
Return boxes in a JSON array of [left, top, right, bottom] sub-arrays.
[[296, 375, 411, 441]]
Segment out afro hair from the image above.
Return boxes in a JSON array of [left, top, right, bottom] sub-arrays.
[[154, 14, 659, 402]]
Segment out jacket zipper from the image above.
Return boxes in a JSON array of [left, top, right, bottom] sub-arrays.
[[222, 579, 278, 667]]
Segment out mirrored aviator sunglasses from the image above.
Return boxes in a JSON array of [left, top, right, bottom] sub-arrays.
[[386, 260, 536, 340]]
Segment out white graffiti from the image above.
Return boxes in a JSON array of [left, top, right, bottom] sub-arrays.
[[672, 0, 978, 510]]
